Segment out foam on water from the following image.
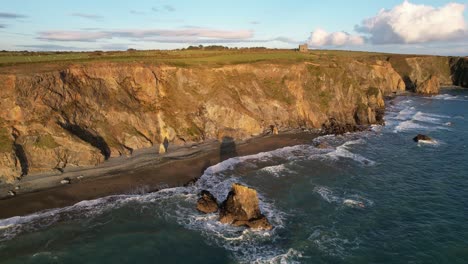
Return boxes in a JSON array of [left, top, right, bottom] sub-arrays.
[[313, 186, 374, 208], [308, 226, 361, 258], [309, 138, 376, 166], [260, 164, 294, 178], [389, 104, 452, 133], [431, 94, 467, 101], [394, 120, 429, 132]]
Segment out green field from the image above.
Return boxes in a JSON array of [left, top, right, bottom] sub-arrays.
[[0, 49, 391, 69]]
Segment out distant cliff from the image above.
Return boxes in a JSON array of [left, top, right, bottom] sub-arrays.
[[0, 54, 466, 183], [451, 57, 468, 88]]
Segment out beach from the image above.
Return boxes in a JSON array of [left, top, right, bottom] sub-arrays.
[[0, 131, 319, 219]]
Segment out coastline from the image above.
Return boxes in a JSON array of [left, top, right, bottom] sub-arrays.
[[0, 130, 319, 219]]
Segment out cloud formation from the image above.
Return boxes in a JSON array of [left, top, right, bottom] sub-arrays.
[[0, 24, 6, 28], [38, 31, 110, 42], [38, 28, 254, 42], [308, 29, 364, 46], [356, 1, 467, 44], [0, 12, 27, 19], [70, 13, 103, 20]]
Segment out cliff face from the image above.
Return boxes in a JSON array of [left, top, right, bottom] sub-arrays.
[[0, 59, 406, 182], [451, 57, 468, 88], [3, 53, 467, 184], [387, 55, 451, 92]]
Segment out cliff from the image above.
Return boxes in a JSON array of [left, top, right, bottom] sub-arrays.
[[0, 52, 466, 184], [386, 55, 451, 93], [451, 57, 468, 88]]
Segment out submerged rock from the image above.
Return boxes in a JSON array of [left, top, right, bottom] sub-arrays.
[[413, 134, 433, 142], [196, 190, 219, 214], [219, 183, 272, 230]]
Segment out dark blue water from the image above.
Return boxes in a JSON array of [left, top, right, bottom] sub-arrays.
[[1, 88, 467, 263]]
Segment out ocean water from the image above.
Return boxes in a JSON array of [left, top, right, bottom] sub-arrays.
[[1, 88, 467, 264]]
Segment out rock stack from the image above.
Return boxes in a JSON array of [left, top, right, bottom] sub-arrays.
[[196, 183, 272, 230]]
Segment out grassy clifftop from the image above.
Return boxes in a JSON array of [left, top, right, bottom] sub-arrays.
[[0, 49, 387, 71]]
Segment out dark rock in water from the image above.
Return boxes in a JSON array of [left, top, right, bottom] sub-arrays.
[[413, 134, 432, 142], [197, 190, 219, 214], [322, 118, 361, 135], [219, 183, 272, 230]]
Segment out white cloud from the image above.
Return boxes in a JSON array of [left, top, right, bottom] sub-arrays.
[[38, 31, 111, 42], [308, 28, 364, 46], [356, 1, 467, 44], [38, 28, 254, 42]]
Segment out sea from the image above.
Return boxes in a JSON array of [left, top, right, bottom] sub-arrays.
[[0, 88, 467, 264]]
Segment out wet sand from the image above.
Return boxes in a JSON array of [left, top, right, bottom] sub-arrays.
[[0, 131, 318, 219]]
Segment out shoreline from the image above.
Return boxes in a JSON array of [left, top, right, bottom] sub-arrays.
[[0, 130, 320, 219]]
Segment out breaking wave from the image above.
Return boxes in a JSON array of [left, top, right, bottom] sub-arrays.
[[387, 102, 452, 133]]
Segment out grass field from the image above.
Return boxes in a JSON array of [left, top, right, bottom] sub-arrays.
[[0, 49, 391, 70]]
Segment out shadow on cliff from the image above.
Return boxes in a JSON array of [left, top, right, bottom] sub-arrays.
[[13, 143, 29, 176], [58, 122, 111, 160], [220, 137, 238, 162]]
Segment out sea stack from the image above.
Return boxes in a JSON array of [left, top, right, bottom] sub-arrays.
[[196, 190, 219, 214], [219, 183, 273, 230]]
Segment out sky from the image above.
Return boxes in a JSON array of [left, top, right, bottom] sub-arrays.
[[0, 0, 467, 55]]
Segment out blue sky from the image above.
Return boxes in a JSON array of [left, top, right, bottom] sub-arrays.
[[0, 0, 467, 55]]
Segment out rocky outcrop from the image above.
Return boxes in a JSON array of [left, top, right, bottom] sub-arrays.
[[414, 75, 440, 94], [413, 134, 433, 142], [219, 183, 272, 230], [196, 190, 218, 214], [0, 58, 418, 183]]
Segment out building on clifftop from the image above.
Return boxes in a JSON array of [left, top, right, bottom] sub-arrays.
[[299, 44, 308, 53]]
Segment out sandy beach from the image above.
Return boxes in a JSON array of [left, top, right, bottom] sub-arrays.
[[0, 131, 319, 219]]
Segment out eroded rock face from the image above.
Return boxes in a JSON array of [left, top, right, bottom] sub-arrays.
[[0, 58, 422, 182], [219, 183, 272, 230], [196, 190, 218, 214], [415, 76, 440, 95]]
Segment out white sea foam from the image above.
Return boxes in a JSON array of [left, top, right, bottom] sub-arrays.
[[395, 107, 416, 120], [431, 94, 466, 101], [252, 248, 304, 264], [412, 111, 442, 124], [310, 139, 375, 166], [417, 139, 442, 147], [308, 226, 361, 258], [314, 186, 374, 209], [314, 186, 342, 203], [260, 164, 293, 178], [394, 120, 428, 132]]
